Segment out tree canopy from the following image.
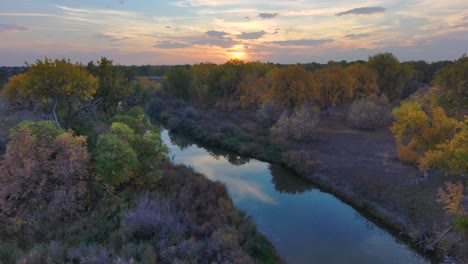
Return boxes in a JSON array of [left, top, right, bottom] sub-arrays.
[[2, 58, 98, 129]]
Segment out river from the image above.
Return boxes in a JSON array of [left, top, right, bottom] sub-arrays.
[[161, 129, 430, 264]]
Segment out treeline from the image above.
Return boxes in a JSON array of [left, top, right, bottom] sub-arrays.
[[161, 53, 452, 113], [0, 58, 281, 263]]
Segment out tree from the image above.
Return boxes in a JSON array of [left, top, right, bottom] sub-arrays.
[[94, 133, 138, 187], [432, 55, 468, 118], [2, 58, 98, 129], [207, 60, 246, 109], [270, 65, 318, 110], [192, 62, 217, 103], [0, 121, 90, 231], [368, 52, 413, 101], [391, 101, 460, 173], [346, 63, 379, 99], [164, 65, 193, 101], [238, 63, 274, 109], [316, 64, 354, 108], [87, 57, 133, 115]]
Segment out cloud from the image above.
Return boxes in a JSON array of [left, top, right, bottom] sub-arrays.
[[0, 24, 29, 33], [344, 33, 370, 39], [193, 37, 239, 48], [258, 13, 278, 19], [267, 39, 334, 46], [238, 30, 266, 40], [93, 33, 131, 42], [335, 7, 385, 16], [205, 30, 229, 38], [154, 41, 192, 49]]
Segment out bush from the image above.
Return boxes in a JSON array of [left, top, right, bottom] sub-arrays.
[[346, 94, 391, 130], [0, 121, 91, 232], [454, 215, 468, 237], [145, 97, 164, 118], [183, 106, 198, 119], [270, 105, 319, 142], [256, 101, 279, 128], [281, 150, 316, 175]]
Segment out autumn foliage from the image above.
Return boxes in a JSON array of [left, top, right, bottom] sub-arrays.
[[0, 121, 90, 231]]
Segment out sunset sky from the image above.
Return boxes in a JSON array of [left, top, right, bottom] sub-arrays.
[[1, 0, 467, 66]]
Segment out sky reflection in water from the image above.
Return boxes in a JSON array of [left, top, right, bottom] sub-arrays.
[[162, 130, 429, 264]]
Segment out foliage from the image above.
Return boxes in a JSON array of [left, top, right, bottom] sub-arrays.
[[346, 63, 380, 99], [454, 215, 468, 237], [270, 65, 318, 110], [368, 52, 413, 101], [94, 133, 138, 187], [271, 105, 319, 142], [437, 181, 465, 216], [2, 58, 98, 129], [87, 57, 133, 115], [0, 121, 90, 232], [432, 55, 468, 118], [207, 59, 246, 109], [164, 65, 193, 101], [347, 94, 391, 130], [256, 101, 279, 128], [317, 64, 354, 108]]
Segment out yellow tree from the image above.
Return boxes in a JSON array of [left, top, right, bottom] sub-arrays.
[[316, 64, 354, 109], [346, 63, 379, 99], [270, 65, 319, 110], [2, 58, 98, 129]]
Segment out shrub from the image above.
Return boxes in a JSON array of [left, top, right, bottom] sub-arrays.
[[454, 215, 468, 237], [281, 150, 316, 175], [183, 106, 198, 119], [270, 105, 319, 142], [0, 121, 90, 232], [145, 97, 164, 118], [346, 94, 391, 130], [256, 101, 279, 128]]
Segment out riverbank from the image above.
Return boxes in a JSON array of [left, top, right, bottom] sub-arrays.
[[152, 95, 466, 263]]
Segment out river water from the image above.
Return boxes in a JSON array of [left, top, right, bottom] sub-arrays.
[[161, 129, 430, 264]]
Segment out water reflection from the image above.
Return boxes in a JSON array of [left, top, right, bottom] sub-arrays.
[[162, 129, 429, 264], [269, 164, 315, 194], [168, 132, 251, 166]]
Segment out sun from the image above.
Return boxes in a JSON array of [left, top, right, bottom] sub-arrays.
[[229, 51, 246, 60]]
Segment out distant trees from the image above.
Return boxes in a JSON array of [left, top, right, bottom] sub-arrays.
[[0, 121, 90, 231], [2, 58, 98, 129]]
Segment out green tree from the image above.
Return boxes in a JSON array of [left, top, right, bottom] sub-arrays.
[[164, 65, 193, 101], [87, 57, 133, 115], [2, 58, 98, 129], [94, 133, 138, 187], [368, 52, 413, 101]]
